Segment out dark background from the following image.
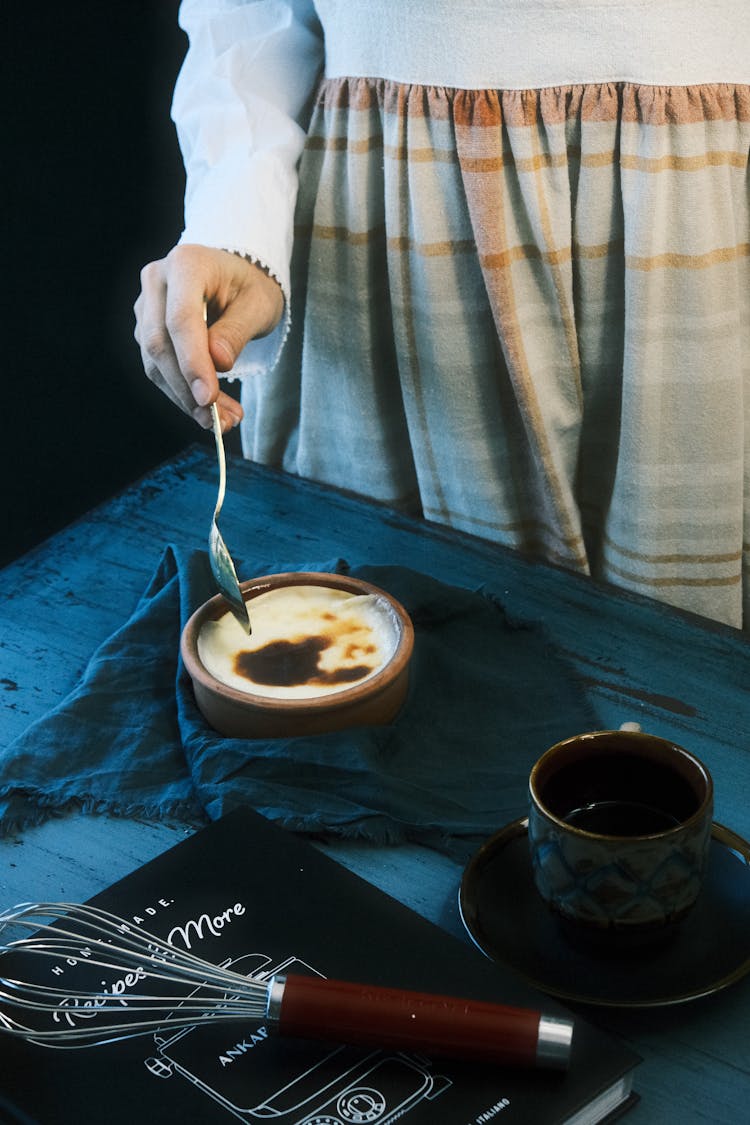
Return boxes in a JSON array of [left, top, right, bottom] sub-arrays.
[[3, 2, 224, 566]]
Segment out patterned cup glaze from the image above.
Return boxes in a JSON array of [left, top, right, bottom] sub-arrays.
[[528, 731, 713, 949]]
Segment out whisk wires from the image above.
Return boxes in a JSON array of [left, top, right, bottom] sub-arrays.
[[0, 901, 269, 1047]]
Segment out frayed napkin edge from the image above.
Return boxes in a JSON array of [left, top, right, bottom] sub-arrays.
[[0, 788, 206, 840]]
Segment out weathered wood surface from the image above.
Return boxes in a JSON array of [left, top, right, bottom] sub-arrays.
[[1, 442, 749, 1124]]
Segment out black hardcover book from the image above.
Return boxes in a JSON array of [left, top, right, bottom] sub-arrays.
[[0, 810, 640, 1124]]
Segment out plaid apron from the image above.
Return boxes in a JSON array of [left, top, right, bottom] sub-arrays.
[[241, 79, 750, 629]]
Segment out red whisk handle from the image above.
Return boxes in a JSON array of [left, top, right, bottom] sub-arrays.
[[266, 973, 573, 1070]]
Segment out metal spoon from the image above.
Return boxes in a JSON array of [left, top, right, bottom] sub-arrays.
[[208, 402, 251, 634]]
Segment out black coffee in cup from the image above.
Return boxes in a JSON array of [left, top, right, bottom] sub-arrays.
[[542, 752, 700, 837], [564, 800, 680, 836]]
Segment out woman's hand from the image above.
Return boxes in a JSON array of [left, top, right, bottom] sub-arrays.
[[134, 244, 284, 430]]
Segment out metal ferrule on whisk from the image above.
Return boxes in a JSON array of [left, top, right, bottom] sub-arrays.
[[264, 974, 286, 1028]]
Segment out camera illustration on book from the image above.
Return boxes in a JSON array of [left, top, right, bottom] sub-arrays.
[[144, 951, 452, 1123]]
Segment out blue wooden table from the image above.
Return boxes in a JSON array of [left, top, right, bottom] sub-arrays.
[[1, 443, 748, 1123]]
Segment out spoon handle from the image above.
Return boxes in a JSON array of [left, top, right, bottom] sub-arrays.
[[210, 403, 227, 521]]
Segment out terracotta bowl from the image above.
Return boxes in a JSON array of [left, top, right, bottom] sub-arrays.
[[181, 572, 414, 739]]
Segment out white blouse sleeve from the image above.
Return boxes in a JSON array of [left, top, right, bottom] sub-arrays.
[[172, 0, 324, 376]]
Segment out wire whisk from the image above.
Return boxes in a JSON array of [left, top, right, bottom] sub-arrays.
[[0, 900, 573, 1069]]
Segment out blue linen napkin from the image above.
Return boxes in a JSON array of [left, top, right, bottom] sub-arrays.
[[0, 547, 598, 857]]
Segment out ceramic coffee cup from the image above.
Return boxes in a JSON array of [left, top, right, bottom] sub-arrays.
[[528, 729, 714, 949]]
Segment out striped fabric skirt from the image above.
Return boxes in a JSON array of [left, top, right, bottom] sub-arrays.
[[241, 79, 750, 630]]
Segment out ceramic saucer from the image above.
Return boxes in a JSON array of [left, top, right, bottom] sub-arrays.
[[459, 818, 750, 1008]]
